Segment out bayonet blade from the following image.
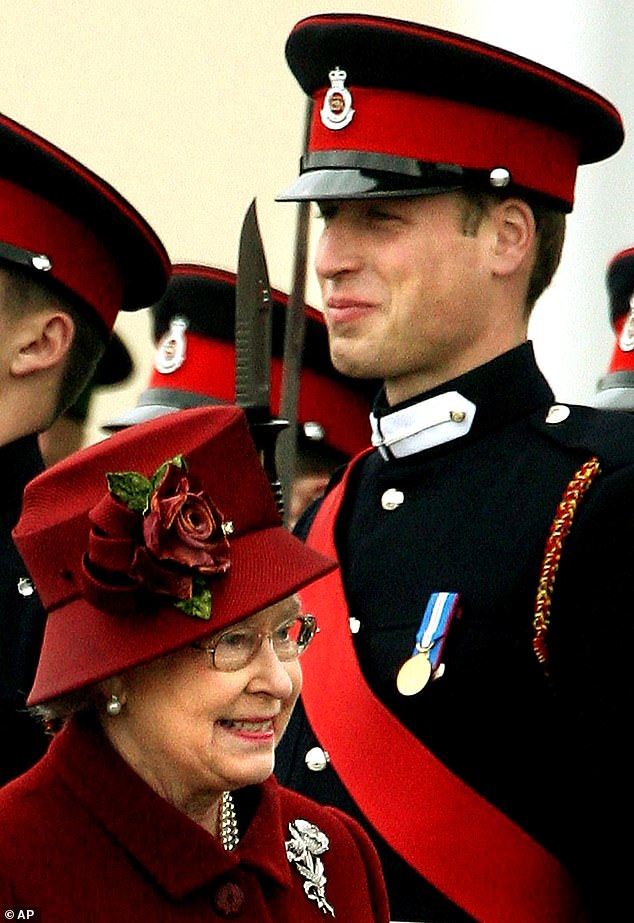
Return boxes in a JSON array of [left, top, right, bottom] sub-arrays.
[[235, 198, 273, 419], [234, 197, 287, 514], [277, 100, 313, 525]]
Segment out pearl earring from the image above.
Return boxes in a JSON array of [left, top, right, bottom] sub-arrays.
[[106, 693, 122, 717]]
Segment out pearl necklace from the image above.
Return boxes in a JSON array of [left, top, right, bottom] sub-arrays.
[[220, 791, 240, 851]]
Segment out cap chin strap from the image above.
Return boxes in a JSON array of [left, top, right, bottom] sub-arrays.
[[0, 239, 52, 273], [278, 149, 567, 211], [276, 150, 469, 202], [302, 148, 470, 181]]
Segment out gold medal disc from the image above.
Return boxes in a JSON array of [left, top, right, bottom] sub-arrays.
[[396, 653, 432, 696]]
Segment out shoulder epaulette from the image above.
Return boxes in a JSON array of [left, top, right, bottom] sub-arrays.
[[530, 403, 634, 470]]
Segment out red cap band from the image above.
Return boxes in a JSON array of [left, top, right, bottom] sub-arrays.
[[148, 334, 236, 402], [0, 176, 124, 330], [309, 86, 581, 208]]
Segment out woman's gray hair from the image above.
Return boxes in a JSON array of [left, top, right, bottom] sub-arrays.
[[1, 262, 106, 416], [31, 686, 102, 734]]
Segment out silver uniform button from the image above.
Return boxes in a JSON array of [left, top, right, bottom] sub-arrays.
[[489, 166, 511, 188], [545, 404, 570, 424], [32, 253, 52, 272], [17, 577, 34, 597], [349, 616, 361, 634], [381, 487, 404, 510], [303, 420, 326, 442], [305, 746, 330, 772]]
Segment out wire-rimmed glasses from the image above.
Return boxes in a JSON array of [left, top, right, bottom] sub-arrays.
[[192, 614, 317, 672]]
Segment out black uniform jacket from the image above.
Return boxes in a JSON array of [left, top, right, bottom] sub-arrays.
[[0, 433, 49, 785], [275, 343, 634, 923]]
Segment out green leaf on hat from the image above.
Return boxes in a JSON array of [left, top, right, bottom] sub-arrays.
[[107, 455, 187, 514], [176, 575, 212, 620], [151, 454, 186, 492], [107, 471, 153, 513]]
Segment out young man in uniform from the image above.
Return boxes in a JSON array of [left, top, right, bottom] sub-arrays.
[[274, 13, 630, 922], [0, 107, 170, 785], [103, 263, 377, 528]]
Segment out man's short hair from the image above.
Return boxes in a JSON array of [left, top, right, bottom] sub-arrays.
[[2, 263, 106, 416], [458, 189, 566, 316]]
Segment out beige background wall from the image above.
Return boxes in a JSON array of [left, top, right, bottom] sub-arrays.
[[2, 0, 632, 445]]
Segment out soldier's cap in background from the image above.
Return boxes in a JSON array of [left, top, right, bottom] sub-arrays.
[[0, 108, 170, 338], [66, 332, 135, 423], [103, 263, 379, 463], [594, 248, 634, 411]]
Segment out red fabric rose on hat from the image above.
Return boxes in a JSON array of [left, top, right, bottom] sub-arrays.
[[133, 460, 230, 577], [82, 455, 231, 620]]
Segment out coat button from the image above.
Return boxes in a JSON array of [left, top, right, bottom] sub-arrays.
[[381, 487, 404, 510], [305, 746, 330, 771], [17, 577, 34, 597], [212, 879, 245, 917], [545, 403, 570, 424]]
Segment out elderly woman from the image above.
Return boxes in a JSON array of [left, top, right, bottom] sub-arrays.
[[0, 405, 389, 923]]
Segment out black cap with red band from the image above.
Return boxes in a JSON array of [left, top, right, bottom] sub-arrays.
[[277, 12, 624, 212], [0, 109, 170, 338], [594, 248, 634, 411]]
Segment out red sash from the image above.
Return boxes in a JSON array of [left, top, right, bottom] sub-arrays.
[[298, 454, 587, 923]]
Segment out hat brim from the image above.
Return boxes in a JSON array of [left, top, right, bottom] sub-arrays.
[[277, 167, 462, 202], [102, 390, 225, 432], [593, 387, 634, 411], [102, 404, 180, 431], [27, 524, 336, 705]]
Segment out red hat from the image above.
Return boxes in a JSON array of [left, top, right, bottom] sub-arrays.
[[0, 109, 170, 337], [276, 13, 623, 212], [13, 405, 336, 704], [103, 263, 377, 460], [594, 248, 634, 410]]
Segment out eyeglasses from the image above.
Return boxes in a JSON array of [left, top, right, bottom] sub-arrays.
[[192, 614, 318, 672]]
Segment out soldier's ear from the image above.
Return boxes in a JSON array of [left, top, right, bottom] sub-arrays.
[[10, 311, 75, 377], [490, 198, 536, 278]]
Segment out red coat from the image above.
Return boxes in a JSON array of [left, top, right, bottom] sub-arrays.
[[0, 716, 389, 922]]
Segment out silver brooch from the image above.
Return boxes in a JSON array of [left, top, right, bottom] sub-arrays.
[[285, 818, 335, 916]]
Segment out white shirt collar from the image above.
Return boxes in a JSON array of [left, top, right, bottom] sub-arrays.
[[370, 391, 476, 459]]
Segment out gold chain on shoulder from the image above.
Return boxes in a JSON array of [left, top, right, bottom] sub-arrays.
[[533, 456, 601, 673]]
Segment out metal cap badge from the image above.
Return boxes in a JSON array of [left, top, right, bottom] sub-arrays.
[[320, 67, 354, 130]]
